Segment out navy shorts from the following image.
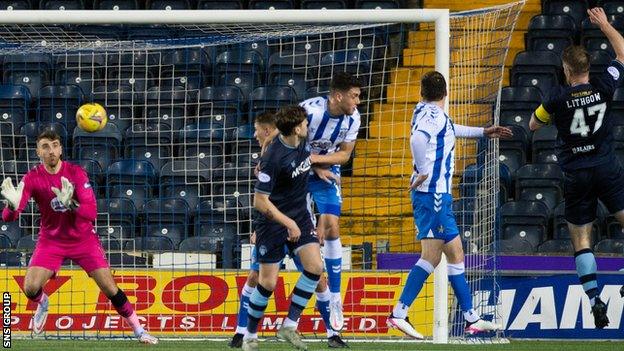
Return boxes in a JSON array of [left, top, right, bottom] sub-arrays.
[[255, 218, 318, 264], [564, 162, 624, 225]]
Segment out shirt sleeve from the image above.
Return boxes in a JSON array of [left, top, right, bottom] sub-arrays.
[[2, 173, 33, 222], [534, 88, 560, 125], [72, 167, 97, 222], [254, 153, 280, 195], [344, 112, 361, 143], [593, 60, 624, 97]]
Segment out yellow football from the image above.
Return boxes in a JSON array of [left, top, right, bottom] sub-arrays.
[[76, 102, 108, 133]]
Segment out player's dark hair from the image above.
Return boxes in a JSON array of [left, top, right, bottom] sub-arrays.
[[330, 72, 361, 92], [255, 111, 276, 126], [420, 71, 447, 101], [37, 128, 62, 144], [562, 45, 590, 75], [275, 105, 307, 136]]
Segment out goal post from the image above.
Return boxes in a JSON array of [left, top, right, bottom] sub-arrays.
[[0, 3, 523, 343]]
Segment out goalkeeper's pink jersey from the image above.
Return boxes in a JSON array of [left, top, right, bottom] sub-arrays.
[[2, 161, 98, 242]]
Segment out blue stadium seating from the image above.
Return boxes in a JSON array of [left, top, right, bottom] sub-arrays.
[[92, 84, 136, 132], [320, 51, 370, 79], [161, 183, 203, 211], [515, 163, 563, 211], [3, 53, 52, 100], [73, 158, 103, 194], [146, 0, 190, 9], [161, 48, 212, 89], [526, 14, 575, 53], [499, 125, 529, 174], [94, 0, 139, 9], [179, 236, 220, 253], [0, 1, 32, 9], [500, 86, 542, 136], [0, 84, 30, 127], [144, 198, 191, 248], [589, 50, 614, 77], [0, 221, 22, 248], [40, 0, 83, 9], [511, 51, 561, 93], [126, 236, 174, 251], [36, 85, 84, 133], [97, 197, 137, 235], [532, 124, 558, 163], [602, 0, 624, 16], [542, 0, 588, 28], [553, 201, 604, 243], [249, 86, 297, 116], [355, 0, 402, 9], [199, 86, 245, 127], [501, 200, 550, 249], [248, 0, 293, 9], [16, 235, 36, 251], [145, 86, 191, 130], [197, 0, 243, 9], [73, 123, 122, 170], [498, 238, 535, 253], [537, 239, 573, 253], [300, 0, 346, 8], [594, 238, 624, 254]]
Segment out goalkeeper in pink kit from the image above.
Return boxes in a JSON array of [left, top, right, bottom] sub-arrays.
[[0, 129, 158, 344]]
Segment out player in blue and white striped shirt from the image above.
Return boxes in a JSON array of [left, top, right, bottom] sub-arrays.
[[387, 71, 512, 338], [300, 72, 361, 331]]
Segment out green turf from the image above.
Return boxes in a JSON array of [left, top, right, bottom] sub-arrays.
[[6, 339, 624, 351]]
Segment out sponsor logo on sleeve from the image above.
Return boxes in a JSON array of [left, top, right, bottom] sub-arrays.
[[608, 66, 620, 80], [258, 172, 271, 183]]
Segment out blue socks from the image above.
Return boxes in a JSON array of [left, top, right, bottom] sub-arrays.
[[246, 283, 272, 337], [393, 259, 434, 318], [575, 249, 598, 305], [287, 270, 321, 322], [448, 262, 480, 323], [236, 283, 254, 334], [324, 238, 343, 299]]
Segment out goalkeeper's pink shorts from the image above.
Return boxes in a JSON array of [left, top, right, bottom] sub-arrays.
[[29, 234, 110, 274]]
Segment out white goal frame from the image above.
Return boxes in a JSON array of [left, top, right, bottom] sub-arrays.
[[0, 9, 451, 343]]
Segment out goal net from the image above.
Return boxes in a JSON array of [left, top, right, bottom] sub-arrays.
[[0, 3, 523, 342]]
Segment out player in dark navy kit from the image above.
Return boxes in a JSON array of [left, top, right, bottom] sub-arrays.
[[529, 7, 624, 330], [242, 105, 324, 351]]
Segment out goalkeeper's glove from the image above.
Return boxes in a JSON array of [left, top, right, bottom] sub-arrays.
[[51, 177, 78, 210], [1, 177, 24, 210]]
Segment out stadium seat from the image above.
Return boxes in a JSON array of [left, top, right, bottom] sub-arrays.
[[145, 86, 192, 131], [16, 235, 36, 251], [36, 85, 84, 133], [248, 0, 293, 9], [0, 84, 30, 127], [543, 0, 588, 28], [3, 53, 52, 100], [97, 197, 137, 236], [501, 200, 550, 248], [71, 158, 103, 194], [526, 14, 577, 51], [532, 125, 558, 163], [589, 50, 614, 77], [98, 233, 122, 251], [537, 239, 574, 254], [602, 0, 624, 16], [300, 0, 346, 9], [499, 125, 529, 174], [515, 163, 563, 211], [319, 50, 370, 79], [594, 238, 624, 254], [0, 234, 12, 249], [179, 236, 220, 253], [605, 214, 624, 239], [355, 0, 402, 9], [125, 236, 174, 251], [160, 160, 213, 185], [553, 201, 604, 243], [0, 222, 22, 247], [96, 225, 128, 242], [39, 0, 84, 9], [160, 183, 203, 211], [215, 50, 264, 77], [268, 52, 320, 98], [107, 159, 157, 185], [581, 14, 624, 55], [216, 73, 260, 104], [500, 86, 542, 136], [0, 251, 22, 266], [146, 0, 190, 9], [197, 0, 243, 9], [106, 51, 158, 93], [194, 220, 237, 267], [0, 1, 32, 9], [497, 238, 535, 254], [54, 54, 105, 97], [161, 48, 212, 89], [94, 0, 139, 9], [249, 86, 297, 116], [510, 51, 561, 96], [144, 198, 190, 247], [198, 86, 245, 128], [73, 123, 122, 170], [453, 198, 475, 227], [92, 84, 136, 132]]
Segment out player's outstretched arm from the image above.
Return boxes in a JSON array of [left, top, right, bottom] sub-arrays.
[[310, 141, 355, 166], [1, 176, 30, 222], [254, 192, 301, 242], [589, 7, 624, 62]]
